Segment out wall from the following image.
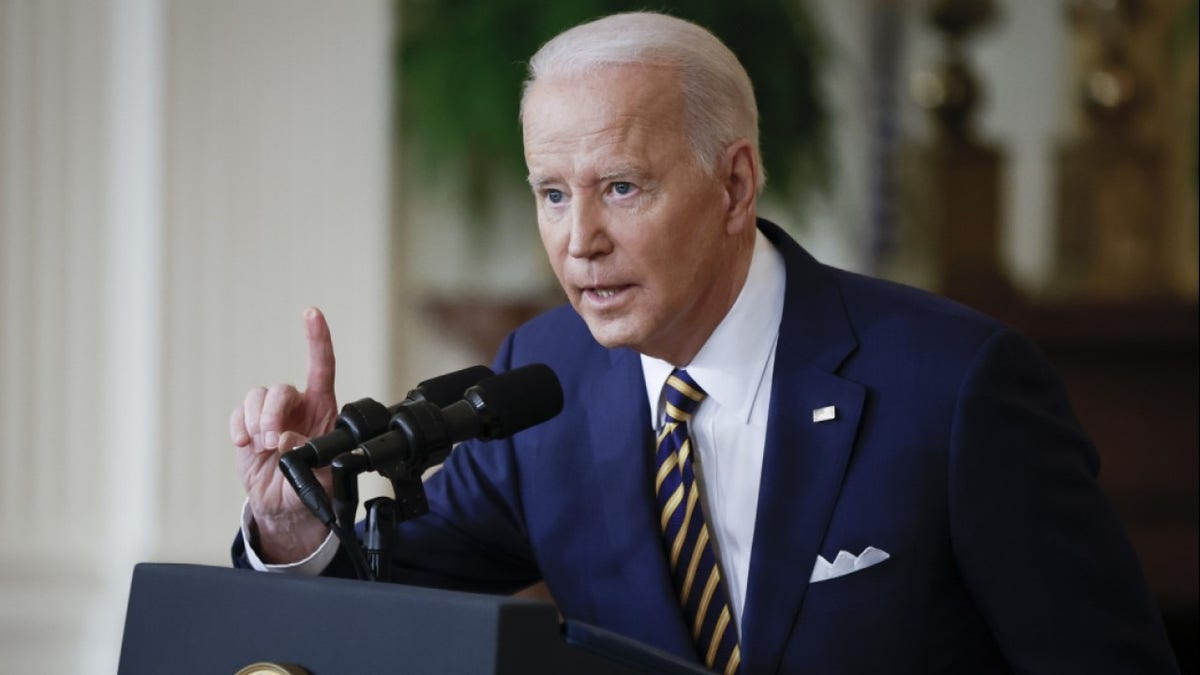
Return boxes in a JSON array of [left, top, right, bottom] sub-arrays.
[[0, 1, 392, 671]]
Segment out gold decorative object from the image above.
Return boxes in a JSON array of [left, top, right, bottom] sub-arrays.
[[1052, 0, 1171, 300], [235, 663, 311, 675], [896, 0, 1013, 305]]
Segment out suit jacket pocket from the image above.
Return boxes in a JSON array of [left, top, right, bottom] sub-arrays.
[[801, 553, 892, 618]]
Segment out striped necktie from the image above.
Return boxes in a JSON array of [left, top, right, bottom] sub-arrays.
[[655, 369, 741, 674]]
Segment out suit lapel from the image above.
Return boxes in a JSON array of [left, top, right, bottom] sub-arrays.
[[591, 347, 698, 660], [740, 221, 865, 673], [740, 368, 864, 672]]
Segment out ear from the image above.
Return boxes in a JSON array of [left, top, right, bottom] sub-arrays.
[[720, 140, 758, 235]]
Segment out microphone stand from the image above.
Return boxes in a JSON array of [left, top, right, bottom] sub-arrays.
[[330, 451, 439, 583], [343, 396, 456, 582], [361, 466, 433, 581], [363, 496, 396, 582]]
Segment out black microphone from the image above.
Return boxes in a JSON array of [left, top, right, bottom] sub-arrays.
[[462, 362, 565, 440], [278, 364, 493, 525], [343, 363, 564, 474], [327, 364, 561, 581], [407, 365, 496, 406], [287, 365, 494, 469]]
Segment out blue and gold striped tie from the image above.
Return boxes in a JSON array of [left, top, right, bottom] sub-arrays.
[[655, 369, 741, 674]]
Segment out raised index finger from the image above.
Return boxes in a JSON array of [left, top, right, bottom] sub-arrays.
[[303, 306, 336, 395]]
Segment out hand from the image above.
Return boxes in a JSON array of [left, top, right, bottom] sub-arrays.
[[231, 307, 338, 562]]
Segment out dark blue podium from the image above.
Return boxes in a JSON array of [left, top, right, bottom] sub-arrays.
[[117, 563, 710, 674]]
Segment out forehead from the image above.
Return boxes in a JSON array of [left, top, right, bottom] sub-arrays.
[[522, 65, 689, 178]]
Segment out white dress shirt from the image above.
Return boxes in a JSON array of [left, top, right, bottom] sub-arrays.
[[641, 229, 785, 637], [245, 231, 788, 628]]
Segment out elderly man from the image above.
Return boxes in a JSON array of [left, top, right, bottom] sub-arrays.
[[231, 12, 1177, 674]]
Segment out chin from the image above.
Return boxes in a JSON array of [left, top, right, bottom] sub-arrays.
[[580, 314, 644, 352]]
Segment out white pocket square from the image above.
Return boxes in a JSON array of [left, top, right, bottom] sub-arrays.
[[809, 546, 890, 583]]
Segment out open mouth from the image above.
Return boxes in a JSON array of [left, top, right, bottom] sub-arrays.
[[582, 284, 633, 303]]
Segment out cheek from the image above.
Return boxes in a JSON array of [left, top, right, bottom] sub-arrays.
[[649, 235, 711, 308], [537, 219, 571, 283], [537, 216, 562, 258]]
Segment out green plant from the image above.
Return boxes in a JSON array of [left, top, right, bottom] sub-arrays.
[[396, 1, 830, 218]]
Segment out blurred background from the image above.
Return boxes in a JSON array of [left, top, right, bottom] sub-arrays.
[[0, 0, 1195, 671]]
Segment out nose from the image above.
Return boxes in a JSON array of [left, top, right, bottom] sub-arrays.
[[567, 196, 612, 260]]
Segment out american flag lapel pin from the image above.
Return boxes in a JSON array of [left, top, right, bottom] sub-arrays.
[[812, 405, 837, 423]]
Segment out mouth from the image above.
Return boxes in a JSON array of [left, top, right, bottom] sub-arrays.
[[581, 284, 634, 305]]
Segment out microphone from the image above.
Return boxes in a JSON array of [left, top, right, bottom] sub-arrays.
[[328, 363, 561, 583], [407, 365, 496, 406], [340, 363, 564, 474], [278, 364, 494, 526], [287, 364, 494, 469]]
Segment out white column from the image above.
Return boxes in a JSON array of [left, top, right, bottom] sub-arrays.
[[1, 0, 114, 559], [104, 0, 165, 574], [1, 1, 125, 672]]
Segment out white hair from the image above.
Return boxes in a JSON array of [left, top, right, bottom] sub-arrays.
[[522, 12, 765, 192]]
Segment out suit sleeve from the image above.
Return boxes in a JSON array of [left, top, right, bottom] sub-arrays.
[[381, 330, 541, 592], [947, 328, 1178, 673]]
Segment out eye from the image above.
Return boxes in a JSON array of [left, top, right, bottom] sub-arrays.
[[611, 182, 633, 196], [546, 189, 564, 204]]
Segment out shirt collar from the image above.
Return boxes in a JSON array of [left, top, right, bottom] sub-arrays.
[[642, 229, 786, 425]]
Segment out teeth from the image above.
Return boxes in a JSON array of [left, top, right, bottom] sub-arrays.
[[595, 289, 616, 299]]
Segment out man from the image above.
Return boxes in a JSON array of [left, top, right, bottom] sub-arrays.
[[231, 12, 1177, 673]]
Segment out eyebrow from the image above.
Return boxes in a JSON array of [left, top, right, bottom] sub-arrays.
[[598, 165, 645, 182], [526, 164, 648, 190], [527, 172, 563, 189]]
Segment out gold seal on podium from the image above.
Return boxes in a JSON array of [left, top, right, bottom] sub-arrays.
[[235, 663, 310, 675]]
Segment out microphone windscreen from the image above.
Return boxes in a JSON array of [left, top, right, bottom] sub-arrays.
[[409, 365, 494, 407], [472, 364, 564, 439]]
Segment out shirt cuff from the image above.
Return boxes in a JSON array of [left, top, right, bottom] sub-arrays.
[[240, 499, 339, 575]]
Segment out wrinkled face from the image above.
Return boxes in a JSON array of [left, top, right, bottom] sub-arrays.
[[522, 65, 740, 365]]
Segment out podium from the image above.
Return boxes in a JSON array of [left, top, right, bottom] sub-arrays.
[[117, 563, 711, 674]]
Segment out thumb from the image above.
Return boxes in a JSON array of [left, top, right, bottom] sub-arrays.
[[278, 430, 311, 453]]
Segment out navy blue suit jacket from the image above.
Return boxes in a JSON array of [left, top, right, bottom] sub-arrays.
[[235, 221, 1176, 673]]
